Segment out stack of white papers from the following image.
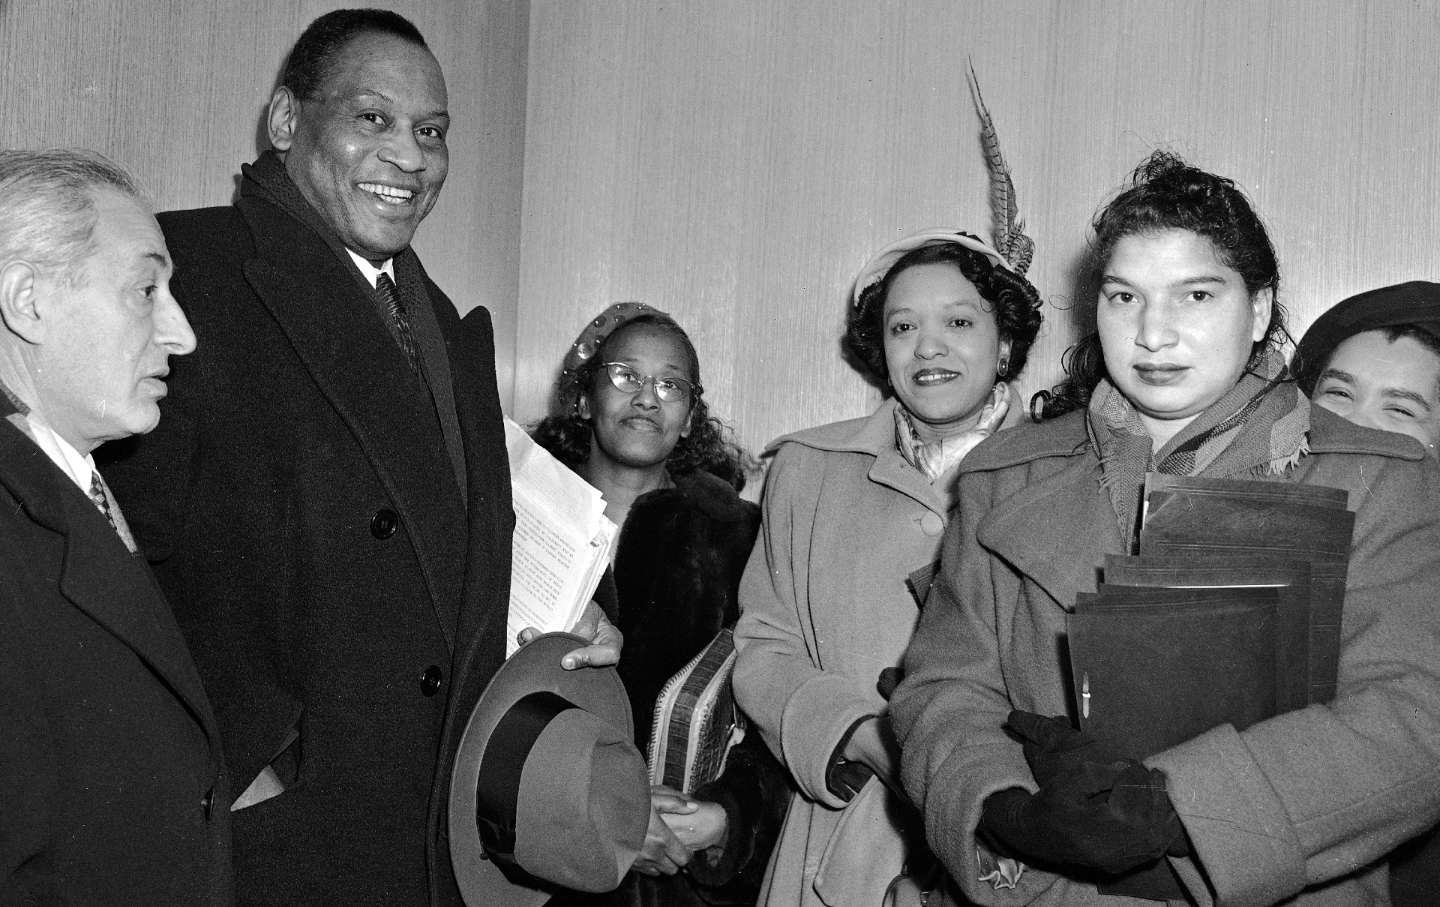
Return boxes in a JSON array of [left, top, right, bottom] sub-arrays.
[[504, 418, 618, 656]]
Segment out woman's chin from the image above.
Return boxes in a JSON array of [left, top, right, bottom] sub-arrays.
[[896, 392, 988, 432]]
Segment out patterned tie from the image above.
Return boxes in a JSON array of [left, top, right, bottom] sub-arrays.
[[88, 469, 136, 552], [376, 272, 422, 376]]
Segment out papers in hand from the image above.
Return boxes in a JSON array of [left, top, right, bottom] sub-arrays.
[[504, 418, 618, 657]]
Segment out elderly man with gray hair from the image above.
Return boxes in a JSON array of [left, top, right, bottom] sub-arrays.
[[0, 149, 231, 904]]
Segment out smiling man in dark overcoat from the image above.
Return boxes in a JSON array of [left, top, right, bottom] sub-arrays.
[[100, 9, 617, 906]]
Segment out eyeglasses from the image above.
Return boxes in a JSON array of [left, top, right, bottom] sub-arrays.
[[600, 362, 699, 403]]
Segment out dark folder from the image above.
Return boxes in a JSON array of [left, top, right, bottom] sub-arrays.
[[1137, 474, 1353, 703], [1102, 554, 1312, 712], [1068, 587, 1280, 758]]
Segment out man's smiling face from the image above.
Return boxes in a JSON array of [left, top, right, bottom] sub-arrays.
[[270, 31, 449, 262]]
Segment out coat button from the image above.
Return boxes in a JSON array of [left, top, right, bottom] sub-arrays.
[[920, 512, 945, 536], [420, 665, 443, 696], [201, 787, 215, 820], [370, 509, 398, 539]]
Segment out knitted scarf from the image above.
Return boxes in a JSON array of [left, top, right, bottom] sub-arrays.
[[1087, 350, 1310, 541]]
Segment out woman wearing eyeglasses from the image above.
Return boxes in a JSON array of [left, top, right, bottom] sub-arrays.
[[731, 227, 1045, 906], [534, 303, 789, 907]]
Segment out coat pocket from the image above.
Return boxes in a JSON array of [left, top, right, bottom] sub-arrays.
[[811, 777, 910, 906]]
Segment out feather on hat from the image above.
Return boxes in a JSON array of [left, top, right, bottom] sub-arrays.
[[850, 64, 1035, 308]]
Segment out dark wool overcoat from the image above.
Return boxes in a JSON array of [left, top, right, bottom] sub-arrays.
[[100, 192, 512, 906], [0, 411, 232, 904]]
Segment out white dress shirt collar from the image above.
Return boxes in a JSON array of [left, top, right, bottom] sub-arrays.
[[346, 250, 395, 289], [25, 413, 95, 494]]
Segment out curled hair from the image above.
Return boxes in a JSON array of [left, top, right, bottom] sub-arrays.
[[1033, 152, 1288, 419], [281, 9, 427, 100], [0, 148, 144, 285], [531, 314, 757, 490], [844, 239, 1044, 386]]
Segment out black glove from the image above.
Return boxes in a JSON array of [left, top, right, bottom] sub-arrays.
[[978, 762, 1179, 875], [977, 711, 1189, 873], [1007, 709, 1133, 788]]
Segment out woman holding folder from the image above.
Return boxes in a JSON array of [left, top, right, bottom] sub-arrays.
[[891, 152, 1440, 905], [533, 303, 787, 906]]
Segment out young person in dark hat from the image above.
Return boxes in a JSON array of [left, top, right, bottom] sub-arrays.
[[1292, 281, 1440, 906], [533, 304, 789, 906], [1292, 281, 1440, 458]]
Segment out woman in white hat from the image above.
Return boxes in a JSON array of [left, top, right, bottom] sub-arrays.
[[732, 222, 1044, 905]]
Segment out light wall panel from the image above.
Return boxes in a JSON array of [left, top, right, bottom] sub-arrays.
[[515, 0, 1440, 461], [0, 0, 527, 404]]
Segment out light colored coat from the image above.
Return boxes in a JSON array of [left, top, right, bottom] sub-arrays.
[[734, 400, 951, 907], [892, 405, 1440, 907]]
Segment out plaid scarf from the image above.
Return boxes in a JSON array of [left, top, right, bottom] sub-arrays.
[[1088, 351, 1310, 541]]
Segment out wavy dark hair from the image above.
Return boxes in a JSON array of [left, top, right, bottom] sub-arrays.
[[531, 314, 756, 490], [845, 238, 1044, 389], [1032, 151, 1289, 420]]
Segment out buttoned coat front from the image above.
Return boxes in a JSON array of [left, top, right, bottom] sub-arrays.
[[892, 406, 1440, 907], [100, 192, 513, 906], [0, 415, 232, 905], [733, 400, 952, 907]]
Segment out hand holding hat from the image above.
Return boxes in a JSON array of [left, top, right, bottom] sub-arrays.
[[515, 599, 623, 669], [449, 633, 651, 906]]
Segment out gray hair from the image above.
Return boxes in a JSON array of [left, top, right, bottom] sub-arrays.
[[0, 148, 145, 284]]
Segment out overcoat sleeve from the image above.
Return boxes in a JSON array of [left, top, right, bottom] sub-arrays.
[[0, 585, 58, 902], [686, 733, 793, 902], [1151, 455, 1440, 906], [732, 443, 885, 808]]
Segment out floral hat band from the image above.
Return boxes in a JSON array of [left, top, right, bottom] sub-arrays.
[[561, 301, 669, 374], [849, 230, 1012, 310]]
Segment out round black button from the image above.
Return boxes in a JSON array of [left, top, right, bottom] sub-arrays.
[[201, 787, 215, 820], [420, 665, 443, 697], [370, 509, 398, 539]]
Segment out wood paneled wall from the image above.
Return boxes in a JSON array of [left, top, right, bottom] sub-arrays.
[[514, 0, 1440, 461], [0, 0, 528, 403], [7, 0, 1440, 449]]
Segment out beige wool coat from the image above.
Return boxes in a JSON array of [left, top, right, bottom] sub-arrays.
[[734, 400, 953, 907]]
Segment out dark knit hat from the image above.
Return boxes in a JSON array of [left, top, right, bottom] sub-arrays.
[[1292, 281, 1440, 394]]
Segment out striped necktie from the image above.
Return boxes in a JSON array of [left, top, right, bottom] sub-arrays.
[[376, 272, 422, 376], [88, 469, 136, 553]]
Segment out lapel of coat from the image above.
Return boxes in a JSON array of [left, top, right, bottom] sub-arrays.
[[824, 400, 947, 517], [445, 304, 511, 678], [974, 451, 1125, 610], [237, 198, 467, 645], [0, 423, 220, 744]]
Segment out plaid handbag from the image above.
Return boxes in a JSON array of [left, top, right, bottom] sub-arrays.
[[646, 627, 744, 792]]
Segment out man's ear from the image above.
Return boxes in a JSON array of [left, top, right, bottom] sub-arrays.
[[0, 261, 48, 345], [267, 86, 301, 152]]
